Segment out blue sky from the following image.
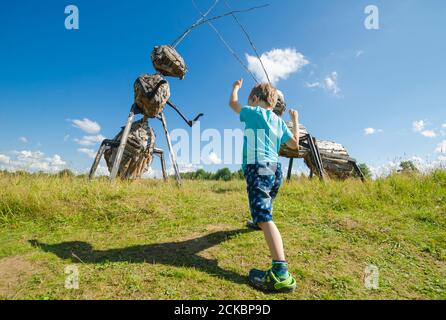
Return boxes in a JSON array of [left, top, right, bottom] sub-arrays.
[[0, 0, 445, 176]]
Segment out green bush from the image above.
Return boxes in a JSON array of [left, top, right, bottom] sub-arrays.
[[357, 163, 372, 179]]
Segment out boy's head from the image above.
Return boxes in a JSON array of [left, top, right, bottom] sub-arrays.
[[248, 83, 278, 110]]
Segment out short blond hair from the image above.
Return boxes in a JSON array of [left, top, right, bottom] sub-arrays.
[[249, 83, 278, 108]]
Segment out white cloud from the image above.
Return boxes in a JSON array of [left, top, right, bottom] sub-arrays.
[[78, 148, 97, 159], [142, 167, 159, 179], [421, 130, 437, 138], [324, 72, 340, 96], [49, 155, 66, 167], [208, 152, 222, 165], [77, 160, 108, 177], [72, 118, 101, 134], [19, 137, 28, 143], [143, 168, 169, 180], [364, 128, 381, 135], [436, 141, 446, 154], [64, 134, 70, 142], [167, 163, 204, 176], [75, 135, 106, 146], [246, 48, 309, 85], [142, 163, 204, 180], [0, 150, 66, 173], [413, 120, 439, 138], [369, 156, 446, 179], [356, 50, 364, 58], [0, 154, 11, 164], [413, 120, 425, 132], [442, 124, 446, 128], [305, 82, 322, 89], [407, 156, 445, 173], [15, 150, 44, 159], [306, 72, 341, 96], [369, 161, 399, 178], [93, 161, 109, 176], [179, 163, 203, 173]]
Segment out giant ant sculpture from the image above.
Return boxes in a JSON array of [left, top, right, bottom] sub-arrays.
[[89, 45, 203, 185]]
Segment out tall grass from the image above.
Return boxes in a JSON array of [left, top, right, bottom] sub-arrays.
[[0, 170, 445, 300]]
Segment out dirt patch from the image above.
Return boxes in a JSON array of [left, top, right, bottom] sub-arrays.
[[340, 218, 359, 230], [0, 255, 36, 298]]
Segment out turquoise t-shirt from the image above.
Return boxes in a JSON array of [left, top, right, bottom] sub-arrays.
[[240, 106, 293, 169]]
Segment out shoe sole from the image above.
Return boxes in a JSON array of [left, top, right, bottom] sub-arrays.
[[248, 279, 297, 293]]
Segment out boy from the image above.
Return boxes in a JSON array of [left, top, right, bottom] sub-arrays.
[[229, 78, 300, 293]]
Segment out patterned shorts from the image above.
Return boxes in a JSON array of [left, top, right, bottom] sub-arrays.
[[244, 163, 283, 225]]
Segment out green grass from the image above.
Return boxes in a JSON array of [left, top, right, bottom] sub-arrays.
[[0, 171, 445, 300]]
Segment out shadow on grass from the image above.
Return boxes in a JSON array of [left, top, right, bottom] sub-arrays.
[[211, 187, 243, 194], [29, 229, 252, 285]]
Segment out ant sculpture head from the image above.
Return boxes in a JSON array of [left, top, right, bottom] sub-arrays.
[[151, 45, 188, 80]]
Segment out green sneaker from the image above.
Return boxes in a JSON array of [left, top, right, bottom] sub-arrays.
[[249, 268, 297, 293]]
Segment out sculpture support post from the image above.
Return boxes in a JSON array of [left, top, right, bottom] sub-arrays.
[[307, 134, 325, 181], [110, 105, 136, 181], [159, 112, 182, 186], [287, 158, 294, 181], [159, 153, 168, 182], [89, 141, 107, 179], [154, 148, 168, 182], [352, 161, 366, 182]]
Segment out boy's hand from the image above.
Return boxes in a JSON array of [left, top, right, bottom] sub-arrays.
[[229, 78, 243, 114], [286, 109, 300, 151], [289, 109, 299, 120], [233, 78, 243, 90]]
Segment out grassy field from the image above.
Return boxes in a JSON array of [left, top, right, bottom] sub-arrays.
[[0, 171, 445, 300]]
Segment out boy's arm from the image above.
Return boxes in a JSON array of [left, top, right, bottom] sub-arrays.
[[286, 109, 300, 150], [229, 78, 243, 114]]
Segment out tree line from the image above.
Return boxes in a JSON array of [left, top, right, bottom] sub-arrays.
[[180, 168, 244, 181], [1, 161, 424, 181]]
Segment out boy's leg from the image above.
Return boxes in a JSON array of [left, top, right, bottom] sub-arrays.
[[258, 221, 285, 262], [259, 163, 286, 261], [247, 164, 283, 231], [246, 164, 296, 292]]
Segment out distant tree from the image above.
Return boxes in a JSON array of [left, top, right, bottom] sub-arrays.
[[181, 169, 213, 180], [180, 168, 245, 181], [214, 168, 233, 181], [194, 169, 212, 180], [57, 169, 75, 177], [400, 161, 419, 173], [180, 172, 194, 180], [357, 163, 372, 179], [14, 170, 31, 177], [36, 171, 50, 177], [232, 169, 245, 180]]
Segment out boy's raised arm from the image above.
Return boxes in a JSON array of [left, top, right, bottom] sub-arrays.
[[229, 78, 243, 114]]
